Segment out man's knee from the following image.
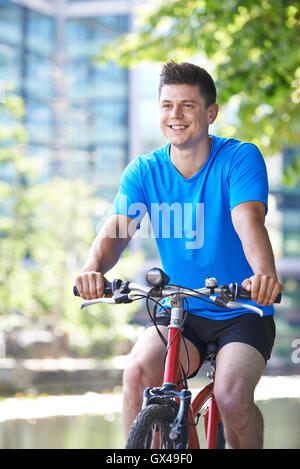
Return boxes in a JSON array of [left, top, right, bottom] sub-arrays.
[[123, 346, 165, 393], [123, 326, 167, 391], [214, 342, 265, 427], [123, 358, 163, 393], [123, 359, 146, 391], [214, 383, 254, 429]]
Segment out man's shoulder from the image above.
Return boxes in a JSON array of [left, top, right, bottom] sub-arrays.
[[213, 135, 263, 168], [129, 143, 170, 173], [213, 135, 259, 154]]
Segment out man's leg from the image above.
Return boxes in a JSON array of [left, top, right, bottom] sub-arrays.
[[122, 325, 201, 437], [213, 342, 265, 449]]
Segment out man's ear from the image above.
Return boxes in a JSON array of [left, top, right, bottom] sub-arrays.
[[208, 103, 219, 124]]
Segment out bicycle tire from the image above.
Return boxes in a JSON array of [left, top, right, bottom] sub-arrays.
[[216, 419, 226, 449], [125, 404, 177, 449]]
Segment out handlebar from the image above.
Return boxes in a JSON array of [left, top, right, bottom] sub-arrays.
[[74, 283, 113, 297], [73, 268, 281, 317]]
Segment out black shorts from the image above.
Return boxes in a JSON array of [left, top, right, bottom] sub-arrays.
[[146, 311, 276, 377]]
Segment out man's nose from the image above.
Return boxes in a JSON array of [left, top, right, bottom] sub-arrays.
[[170, 104, 183, 118]]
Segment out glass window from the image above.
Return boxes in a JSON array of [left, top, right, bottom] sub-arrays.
[[137, 63, 164, 154], [0, 5, 130, 201], [283, 210, 300, 231], [26, 143, 53, 181], [25, 97, 54, 145], [65, 60, 128, 101], [25, 52, 55, 99], [0, 0, 22, 46], [283, 232, 300, 256], [66, 15, 128, 58], [26, 9, 55, 57], [0, 43, 21, 92]]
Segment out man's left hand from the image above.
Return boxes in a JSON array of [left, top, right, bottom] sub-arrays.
[[242, 274, 283, 306]]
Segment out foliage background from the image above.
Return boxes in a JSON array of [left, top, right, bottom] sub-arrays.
[[99, 0, 300, 186], [0, 95, 143, 358], [1, 0, 299, 362]]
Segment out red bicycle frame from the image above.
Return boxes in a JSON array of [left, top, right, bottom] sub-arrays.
[[162, 301, 222, 449]]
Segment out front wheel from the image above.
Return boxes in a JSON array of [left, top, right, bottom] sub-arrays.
[[125, 404, 177, 449], [216, 419, 226, 449]]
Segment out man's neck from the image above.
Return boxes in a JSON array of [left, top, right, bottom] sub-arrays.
[[170, 134, 213, 179]]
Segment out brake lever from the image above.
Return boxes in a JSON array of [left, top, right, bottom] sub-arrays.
[[210, 291, 264, 317], [225, 301, 263, 317], [80, 297, 116, 310]]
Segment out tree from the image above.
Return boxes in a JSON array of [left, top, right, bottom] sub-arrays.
[[0, 94, 143, 358], [99, 0, 300, 185]]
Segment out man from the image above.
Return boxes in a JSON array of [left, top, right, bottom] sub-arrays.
[[75, 62, 283, 449]]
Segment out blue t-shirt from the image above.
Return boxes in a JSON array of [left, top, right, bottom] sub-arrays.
[[111, 135, 274, 319]]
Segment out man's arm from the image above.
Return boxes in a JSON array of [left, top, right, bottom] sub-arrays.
[[75, 214, 138, 300], [231, 201, 283, 306]]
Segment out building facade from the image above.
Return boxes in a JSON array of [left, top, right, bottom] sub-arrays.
[[0, 0, 139, 202]]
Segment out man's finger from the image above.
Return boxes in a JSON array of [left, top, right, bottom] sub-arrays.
[[250, 275, 261, 302], [242, 278, 251, 291]]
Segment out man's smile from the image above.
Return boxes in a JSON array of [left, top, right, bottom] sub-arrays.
[[168, 124, 189, 130]]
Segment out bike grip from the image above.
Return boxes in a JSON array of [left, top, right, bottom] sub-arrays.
[[73, 282, 113, 297], [73, 285, 80, 297], [237, 286, 282, 304], [103, 282, 113, 295]]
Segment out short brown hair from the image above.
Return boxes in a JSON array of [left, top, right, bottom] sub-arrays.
[[159, 61, 217, 108]]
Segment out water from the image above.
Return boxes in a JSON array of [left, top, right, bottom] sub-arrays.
[[0, 398, 299, 449], [0, 413, 125, 449], [0, 376, 299, 449], [259, 398, 300, 449]]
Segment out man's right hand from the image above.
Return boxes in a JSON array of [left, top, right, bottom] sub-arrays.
[[74, 271, 107, 300], [74, 215, 136, 300]]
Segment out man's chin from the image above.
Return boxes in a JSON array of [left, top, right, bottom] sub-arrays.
[[168, 138, 191, 150]]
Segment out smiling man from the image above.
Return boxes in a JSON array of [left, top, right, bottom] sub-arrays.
[[159, 81, 217, 179], [75, 61, 283, 449]]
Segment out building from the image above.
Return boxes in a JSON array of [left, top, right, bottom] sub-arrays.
[[0, 0, 163, 203]]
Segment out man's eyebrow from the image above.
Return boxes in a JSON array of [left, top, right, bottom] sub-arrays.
[[161, 99, 197, 103]]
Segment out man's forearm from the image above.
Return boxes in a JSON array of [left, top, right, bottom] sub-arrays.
[[81, 214, 135, 274], [82, 234, 127, 274], [75, 215, 136, 299], [232, 201, 283, 305], [239, 222, 278, 279], [231, 201, 278, 278]]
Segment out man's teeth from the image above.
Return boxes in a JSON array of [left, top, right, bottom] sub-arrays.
[[170, 125, 187, 129]]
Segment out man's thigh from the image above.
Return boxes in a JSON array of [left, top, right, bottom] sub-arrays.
[[128, 325, 168, 368], [127, 325, 201, 381], [214, 342, 265, 400]]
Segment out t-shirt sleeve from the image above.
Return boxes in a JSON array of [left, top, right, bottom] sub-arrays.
[[228, 143, 269, 213], [110, 158, 147, 227]]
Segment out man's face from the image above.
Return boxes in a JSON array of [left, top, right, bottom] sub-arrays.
[[159, 83, 215, 149]]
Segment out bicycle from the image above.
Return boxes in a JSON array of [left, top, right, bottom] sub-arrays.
[[74, 267, 281, 449]]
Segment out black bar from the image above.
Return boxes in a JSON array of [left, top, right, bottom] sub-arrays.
[[237, 286, 281, 303], [73, 282, 113, 297]]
